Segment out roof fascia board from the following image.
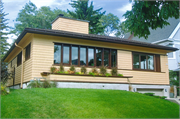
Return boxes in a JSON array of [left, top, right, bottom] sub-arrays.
[[169, 22, 180, 39]]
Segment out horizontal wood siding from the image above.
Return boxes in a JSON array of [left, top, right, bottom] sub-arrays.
[[52, 17, 89, 34], [32, 34, 169, 85], [6, 35, 33, 86], [48, 74, 128, 83], [118, 50, 132, 69]]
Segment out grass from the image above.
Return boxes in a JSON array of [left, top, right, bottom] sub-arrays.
[[1, 88, 179, 118]]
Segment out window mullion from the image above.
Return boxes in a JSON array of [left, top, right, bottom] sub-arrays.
[[61, 44, 63, 65]]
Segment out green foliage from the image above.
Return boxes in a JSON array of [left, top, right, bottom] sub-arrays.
[[50, 67, 57, 73], [81, 66, 87, 74], [69, 65, 76, 72], [1, 62, 14, 84], [169, 70, 179, 95], [91, 68, 98, 74], [143, 93, 166, 99], [143, 93, 155, 96], [123, 1, 179, 39], [1, 83, 9, 95], [105, 73, 112, 77], [27, 80, 42, 88], [60, 64, 64, 72], [28, 78, 57, 88], [100, 13, 123, 37], [42, 79, 51, 88], [89, 72, 95, 76], [13, 1, 70, 36], [0, 1, 10, 59], [111, 67, 117, 76], [67, 0, 105, 34], [100, 66, 107, 75], [118, 74, 123, 77]]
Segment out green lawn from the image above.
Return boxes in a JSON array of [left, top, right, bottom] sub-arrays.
[[1, 88, 179, 118]]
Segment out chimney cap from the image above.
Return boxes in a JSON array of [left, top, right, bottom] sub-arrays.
[[59, 14, 64, 17]]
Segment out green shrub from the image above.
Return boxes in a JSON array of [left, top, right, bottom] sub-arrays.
[[153, 95, 161, 98], [70, 65, 76, 72], [100, 66, 107, 75], [57, 71, 64, 74], [111, 67, 117, 76], [160, 96, 167, 99], [42, 79, 51, 88], [50, 67, 57, 73], [105, 73, 112, 77], [1, 83, 9, 95], [118, 74, 123, 76], [143, 93, 155, 96], [51, 81, 58, 88], [59, 64, 64, 72], [27, 79, 42, 88], [92, 68, 98, 74], [81, 66, 87, 74]]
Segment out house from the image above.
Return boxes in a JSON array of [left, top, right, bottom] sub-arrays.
[[124, 17, 180, 72], [3, 15, 178, 98]]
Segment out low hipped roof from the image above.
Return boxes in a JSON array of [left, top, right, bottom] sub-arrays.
[[2, 28, 179, 61]]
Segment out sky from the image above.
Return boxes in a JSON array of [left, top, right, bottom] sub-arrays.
[[3, 0, 132, 44]]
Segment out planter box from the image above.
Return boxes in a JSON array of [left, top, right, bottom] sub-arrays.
[[41, 72, 133, 84]]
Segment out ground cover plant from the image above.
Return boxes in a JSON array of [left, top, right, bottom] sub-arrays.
[[1, 88, 179, 118]]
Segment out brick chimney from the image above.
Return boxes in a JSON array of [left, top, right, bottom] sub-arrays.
[[51, 14, 89, 34]]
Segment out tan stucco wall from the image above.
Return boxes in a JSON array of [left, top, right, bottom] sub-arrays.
[[52, 17, 89, 34]]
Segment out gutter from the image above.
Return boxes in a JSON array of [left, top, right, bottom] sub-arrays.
[[15, 43, 24, 89]]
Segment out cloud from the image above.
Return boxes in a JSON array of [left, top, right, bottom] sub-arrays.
[[117, 3, 132, 13]]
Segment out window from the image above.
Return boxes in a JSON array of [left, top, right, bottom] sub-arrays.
[[17, 52, 22, 67], [53, 43, 117, 68], [80, 47, 86, 65], [96, 48, 102, 66], [54, 45, 61, 64], [63, 46, 70, 64], [104, 49, 109, 67], [132, 52, 161, 71], [111, 50, 117, 67], [72, 46, 78, 65], [25, 43, 31, 60], [88, 48, 94, 66]]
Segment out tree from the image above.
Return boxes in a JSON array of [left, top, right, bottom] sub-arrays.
[[67, 0, 105, 34], [0, 1, 10, 58], [123, 1, 179, 39], [13, 1, 70, 36], [0, 1, 12, 84], [100, 13, 123, 37]]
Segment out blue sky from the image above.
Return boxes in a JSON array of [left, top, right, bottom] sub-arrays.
[[3, 0, 132, 43]]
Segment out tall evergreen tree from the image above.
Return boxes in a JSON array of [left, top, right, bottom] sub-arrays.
[[67, 0, 106, 34], [0, 1, 12, 84], [0, 0, 10, 59]]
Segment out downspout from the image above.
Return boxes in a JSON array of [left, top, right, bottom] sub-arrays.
[[15, 43, 24, 89]]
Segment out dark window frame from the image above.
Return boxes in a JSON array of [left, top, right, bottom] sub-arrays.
[[25, 43, 31, 61], [53, 43, 117, 68], [132, 52, 160, 72], [17, 52, 22, 67]]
